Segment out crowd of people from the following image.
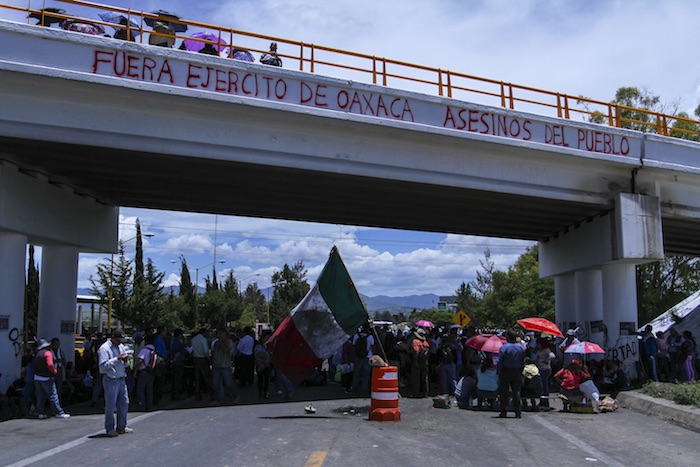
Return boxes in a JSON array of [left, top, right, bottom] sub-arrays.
[[639, 325, 698, 384], [329, 324, 636, 416], [1, 325, 293, 430], [3, 319, 698, 426]]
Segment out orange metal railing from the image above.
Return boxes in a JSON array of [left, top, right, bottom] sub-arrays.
[[4, 0, 700, 140]]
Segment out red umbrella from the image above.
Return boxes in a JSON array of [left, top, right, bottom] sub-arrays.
[[464, 333, 506, 353], [564, 341, 605, 355], [517, 317, 563, 338]]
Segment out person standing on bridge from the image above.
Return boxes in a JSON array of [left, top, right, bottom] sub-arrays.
[[148, 20, 175, 48], [260, 42, 282, 67], [98, 328, 133, 437]]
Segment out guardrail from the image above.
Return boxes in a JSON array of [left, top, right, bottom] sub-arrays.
[[4, 0, 700, 139]]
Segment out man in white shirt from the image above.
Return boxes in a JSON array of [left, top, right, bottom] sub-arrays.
[[236, 327, 255, 387], [191, 328, 212, 400], [97, 328, 132, 437]]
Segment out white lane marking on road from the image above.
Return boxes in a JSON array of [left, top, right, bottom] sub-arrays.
[[532, 415, 625, 467], [6, 411, 160, 467]]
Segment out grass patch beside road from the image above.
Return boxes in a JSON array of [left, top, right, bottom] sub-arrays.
[[640, 381, 700, 408]]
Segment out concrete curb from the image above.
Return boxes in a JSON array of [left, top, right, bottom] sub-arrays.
[[617, 391, 700, 433]]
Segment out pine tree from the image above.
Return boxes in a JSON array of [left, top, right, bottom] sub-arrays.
[[177, 256, 197, 329], [25, 245, 40, 339]]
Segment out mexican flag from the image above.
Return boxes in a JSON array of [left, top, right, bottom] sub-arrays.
[[267, 246, 368, 385]]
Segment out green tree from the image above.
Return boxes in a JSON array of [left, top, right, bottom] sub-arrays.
[[578, 86, 678, 133], [176, 256, 197, 329], [494, 245, 555, 326], [637, 256, 700, 325], [127, 258, 165, 329], [90, 245, 132, 331], [242, 282, 266, 323], [670, 106, 700, 141], [469, 248, 502, 326], [199, 268, 225, 329], [268, 261, 310, 326], [454, 281, 478, 317], [163, 291, 187, 330], [222, 271, 243, 325], [25, 245, 40, 339], [134, 219, 144, 278], [234, 304, 258, 329], [463, 246, 554, 329]]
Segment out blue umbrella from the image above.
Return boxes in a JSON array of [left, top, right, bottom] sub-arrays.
[[144, 10, 188, 33], [97, 11, 141, 37]]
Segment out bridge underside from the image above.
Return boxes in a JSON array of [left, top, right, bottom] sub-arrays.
[[2, 135, 700, 253], [1, 135, 602, 242]]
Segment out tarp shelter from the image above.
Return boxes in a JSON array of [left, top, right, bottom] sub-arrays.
[[641, 290, 700, 337]]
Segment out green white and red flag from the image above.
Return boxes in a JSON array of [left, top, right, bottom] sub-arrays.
[[267, 246, 368, 384]]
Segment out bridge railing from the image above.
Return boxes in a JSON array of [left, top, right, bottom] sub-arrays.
[[5, 0, 700, 140]]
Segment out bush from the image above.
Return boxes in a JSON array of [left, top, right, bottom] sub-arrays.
[[640, 381, 700, 408], [672, 383, 700, 407]]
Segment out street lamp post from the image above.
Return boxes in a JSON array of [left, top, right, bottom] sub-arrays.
[[106, 233, 154, 332]]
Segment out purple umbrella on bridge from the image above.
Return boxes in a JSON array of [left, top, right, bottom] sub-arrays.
[[182, 32, 228, 53]]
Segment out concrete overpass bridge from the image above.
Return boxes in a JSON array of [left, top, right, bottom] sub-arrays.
[[2, 8, 700, 387]]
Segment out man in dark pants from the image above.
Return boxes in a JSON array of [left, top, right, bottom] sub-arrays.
[[497, 330, 525, 418], [169, 329, 187, 400]]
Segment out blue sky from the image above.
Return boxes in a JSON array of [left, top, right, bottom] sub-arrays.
[[10, 0, 700, 297]]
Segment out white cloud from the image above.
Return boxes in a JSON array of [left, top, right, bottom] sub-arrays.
[[163, 234, 213, 256]]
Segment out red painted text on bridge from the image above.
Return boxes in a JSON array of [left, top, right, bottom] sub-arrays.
[[92, 50, 635, 157]]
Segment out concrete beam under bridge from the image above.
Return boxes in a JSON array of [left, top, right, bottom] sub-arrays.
[[539, 193, 663, 277], [0, 161, 118, 251]]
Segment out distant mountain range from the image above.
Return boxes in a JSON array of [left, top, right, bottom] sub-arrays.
[[78, 288, 439, 315]]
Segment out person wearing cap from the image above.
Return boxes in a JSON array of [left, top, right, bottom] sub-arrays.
[[559, 328, 580, 366], [410, 328, 430, 398], [98, 328, 133, 437], [33, 339, 70, 419]]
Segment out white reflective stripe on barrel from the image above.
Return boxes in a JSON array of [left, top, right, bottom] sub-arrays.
[[381, 372, 398, 380], [371, 391, 399, 400]]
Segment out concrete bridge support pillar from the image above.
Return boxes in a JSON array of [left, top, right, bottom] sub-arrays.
[[0, 160, 119, 387], [554, 274, 576, 332], [602, 262, 640, 379], [0, 232, 27, 393], [575, 269, 604, 344], [37, 245, 80, 367], [540, 193, 663, 381]]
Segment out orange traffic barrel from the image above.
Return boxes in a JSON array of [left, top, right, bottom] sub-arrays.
[[369, 366, 400, 421]]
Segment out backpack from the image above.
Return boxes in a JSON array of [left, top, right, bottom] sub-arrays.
[[354, 334, 369, 359], [439, 344, 455, 364], [146, 348, 166, 376]]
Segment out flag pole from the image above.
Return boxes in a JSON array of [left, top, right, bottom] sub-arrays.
[[369, 319, 389, 363]]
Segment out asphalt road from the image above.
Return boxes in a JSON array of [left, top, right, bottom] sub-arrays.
[[1, 384, 698, 467]]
